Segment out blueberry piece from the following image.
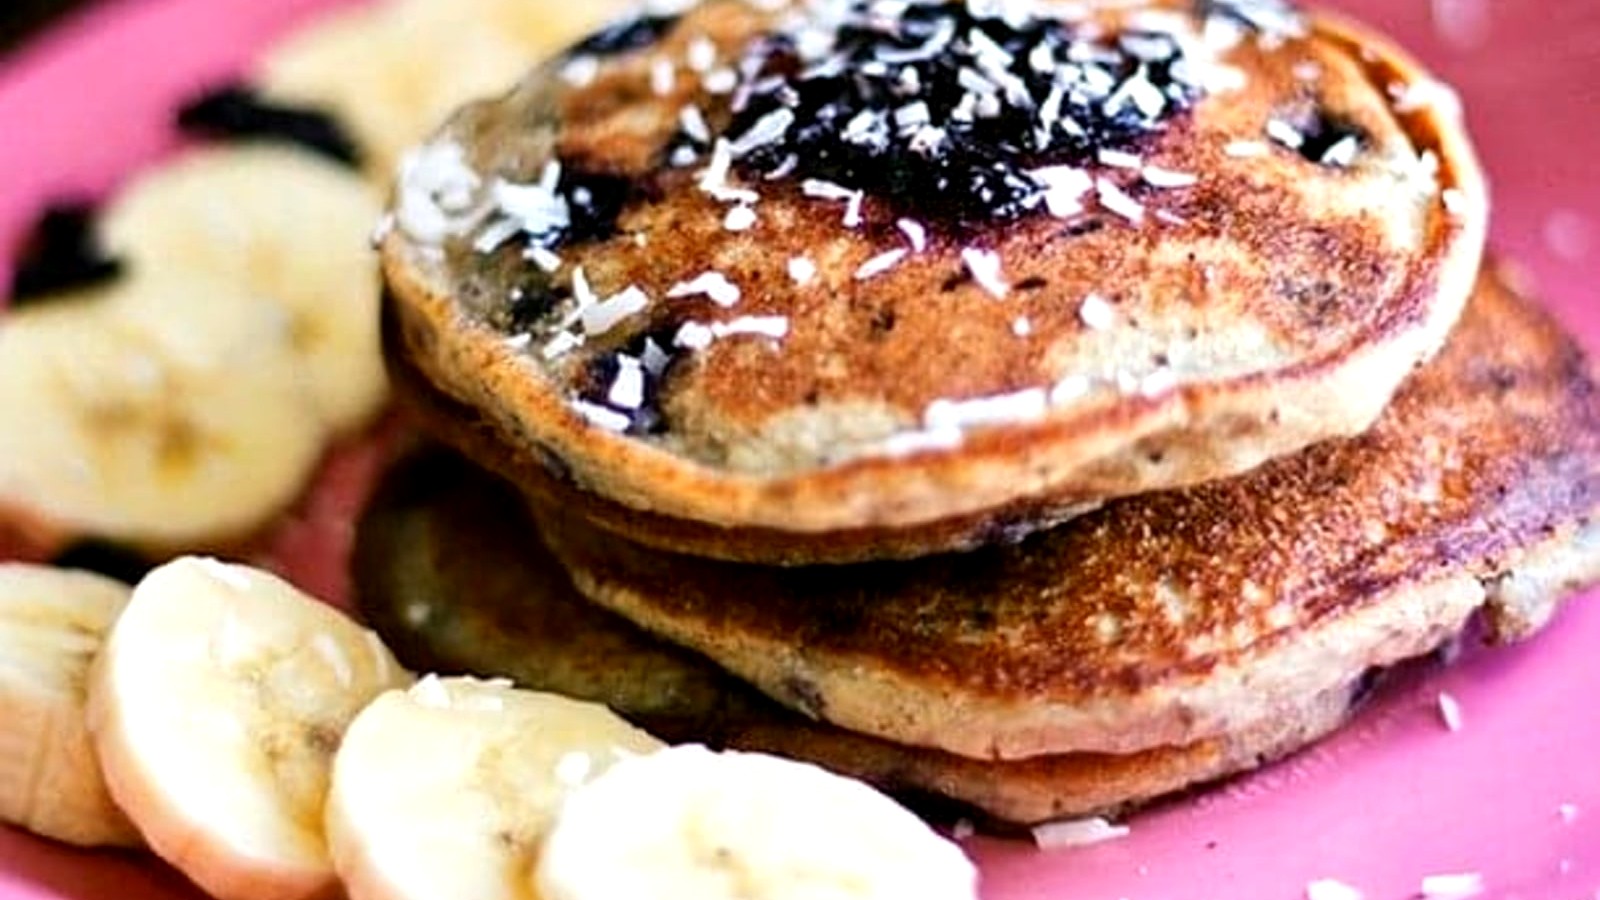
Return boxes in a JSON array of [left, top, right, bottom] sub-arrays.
[[51, 540, 156, 586], [8, 202, 123, 306], [569, 14, 681, 57], [177, 83, 361, 168]]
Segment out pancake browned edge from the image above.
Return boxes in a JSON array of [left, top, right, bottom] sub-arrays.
[[379, 0, 1487, 565], [534, 267, 1600, 761], [355, 445, 1371, 826]]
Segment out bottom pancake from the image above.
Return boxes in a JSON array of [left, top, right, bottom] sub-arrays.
[[354, 447, 1377, 826], [533, 266, 1600, 761]]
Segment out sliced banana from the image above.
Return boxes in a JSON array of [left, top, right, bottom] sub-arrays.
[[537, 745, 980, 900], [326, 676, 663, 900], [86, 558, 409, 900], [391, 0, 631, 59], [100, 145, 387, 434], [0, 279, 324, 550], [0, 564, 140, 848], [261, 0, 628, 181], [259, 4, 533, 181]]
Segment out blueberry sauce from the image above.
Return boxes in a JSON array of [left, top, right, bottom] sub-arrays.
[[178, 83, 361, 168], [722, 1, 1202, 226], [1292, 111, 1366, 168], [569, 13, 682, 57], [557, 167, 638, 245], [574, 325, 685, 435]]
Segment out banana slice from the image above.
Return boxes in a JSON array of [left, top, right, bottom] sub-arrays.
[[258, 4, 533, 181], [326, 676, 663, 900], [99, 145, 387, 434], [86, 558, 409, 900], [0, 280, 324, 550], [537, 745, 980, 900], [0, 563, 140, 847], [261, 0, 628, 182], [390, 0, 631, 59]]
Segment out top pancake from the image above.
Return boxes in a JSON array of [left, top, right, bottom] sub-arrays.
[[380, 0, 1486, 560], [536, 267, 1600, 760]]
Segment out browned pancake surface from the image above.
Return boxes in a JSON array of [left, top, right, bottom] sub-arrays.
[[354, 446, 1368, 825], [536, 268, 1600, 759], [382, 0, 1486, 556]]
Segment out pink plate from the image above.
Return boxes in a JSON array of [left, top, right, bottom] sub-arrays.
[[2, 2, 1598, 898]]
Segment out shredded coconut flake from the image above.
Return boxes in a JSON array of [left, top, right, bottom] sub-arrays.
[[395, 141, 486, 244], [543, 331, 584, 360], [679, 105, 712, 143], [698, 139, 758, 204], [925, 388, 1049, 432], [1391, 79, 1463, 119], [1050, 374, 1092, 405], [1436, 691, 1464, 732], [1012, 316, 1033, 337], [1266, 118, 1304, 149], [713, 316, 789, 339], [572, 400, 633, 432], [730, 107, 797, 157], [528, 245, 563, 273], [652, 57, 677, 96], [877, 425, 965, 457], [962, 247, 1009, 298], [704, 67, 739, 94], [560, 55, 599, 87], [608, 357, 646, 410], [724, 205, 758, 232], [669, 271, 742, 307], [674, 321, 716, 351], [856, 248, 909, 280], [1096, 177, 1145, 223], [1140, 366, 1179, 397], [1306, 879, 1364, 900], [1225, 140, 1270, 158], [1420, 873, 1484, 899], [1097, 149, 1143, 169], [897, 218, 929, 252], [581, 286, 651, 336], [1032, 817, 1131, 849], [1143, 165, 1199, 188], [1079, 293, 1115, 331], [788, 256, 818, 285], [687, 36, 717, 73], [1034, 165, 1093, 218]]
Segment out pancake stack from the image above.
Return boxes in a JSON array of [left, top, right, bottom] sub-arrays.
[[362, 0, 1600, 826]]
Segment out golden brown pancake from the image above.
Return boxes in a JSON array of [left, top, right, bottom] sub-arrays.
[[380, 0, 1487, 563], [534, 267, 1600, 760], [353, 445, 1373, 825]]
